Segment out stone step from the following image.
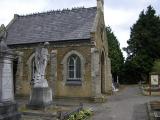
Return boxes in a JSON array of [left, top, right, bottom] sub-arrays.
[[22, 111, 57, 120], [22, 111, 56, 117], [22, 115, 56, 120]]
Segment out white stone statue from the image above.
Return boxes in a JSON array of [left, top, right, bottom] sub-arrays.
[[33, 42, 49, 88]]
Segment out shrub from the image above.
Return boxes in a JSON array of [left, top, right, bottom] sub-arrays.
[[67, 109, 92, 120]]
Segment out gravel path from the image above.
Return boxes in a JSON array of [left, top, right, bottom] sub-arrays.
[[91, 85, 160, 120]]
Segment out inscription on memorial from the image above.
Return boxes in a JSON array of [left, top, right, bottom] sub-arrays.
[[1, 59, 14, 101]]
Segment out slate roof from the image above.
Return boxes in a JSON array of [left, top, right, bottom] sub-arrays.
[[6, 7, 97, 45]]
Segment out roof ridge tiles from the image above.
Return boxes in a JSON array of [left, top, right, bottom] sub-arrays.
[[16, 6, 96, 18]]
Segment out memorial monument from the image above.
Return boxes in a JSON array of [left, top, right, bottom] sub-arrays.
[[28, 42, 52, 109], [0, 24, 21, 119]]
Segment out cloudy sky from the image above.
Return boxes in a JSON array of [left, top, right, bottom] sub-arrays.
[[0, 0, 160, 56]]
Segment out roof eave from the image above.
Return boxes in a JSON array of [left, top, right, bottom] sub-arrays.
[[7, 38, 91, 46]]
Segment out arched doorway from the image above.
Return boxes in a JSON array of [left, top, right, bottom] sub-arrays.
[[101, 51, 105, 93]]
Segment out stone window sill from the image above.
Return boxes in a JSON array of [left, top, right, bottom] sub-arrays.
[[66, 79, 82, 86]]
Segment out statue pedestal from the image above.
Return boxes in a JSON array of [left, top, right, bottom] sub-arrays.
[[27, 87, 52, 109], [0, 102, 21, 120]]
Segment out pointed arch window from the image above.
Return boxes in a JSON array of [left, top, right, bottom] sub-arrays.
[[61, 50, 85, 86], [67, 54, 81, 83]]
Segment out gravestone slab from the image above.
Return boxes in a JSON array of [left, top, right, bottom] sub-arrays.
[[0, 58, 14, 102]]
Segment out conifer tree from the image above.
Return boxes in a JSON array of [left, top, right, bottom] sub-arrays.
[[124, 5, 160, 83], [106, 26, 124, 82]]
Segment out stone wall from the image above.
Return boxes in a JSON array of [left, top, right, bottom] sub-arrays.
[[11, 41, 92, 98], [52, 43, 92, 98], [90, 6, 112, 95]]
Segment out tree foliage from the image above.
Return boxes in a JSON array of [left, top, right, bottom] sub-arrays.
[[106, 26, 124, 82], [123, 5, 160, 83], [152, 59, 160, 73]]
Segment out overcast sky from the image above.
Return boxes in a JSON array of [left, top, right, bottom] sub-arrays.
[[0, 0, 160, 56]]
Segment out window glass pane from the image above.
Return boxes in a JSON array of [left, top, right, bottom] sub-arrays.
[[76, 57, 81, 78], [69, 57, 74, 66], [67, 54, 82, 80], [69, 66, 74, 71], [68, 56, 75, 78], [69, 71, 74, 78]]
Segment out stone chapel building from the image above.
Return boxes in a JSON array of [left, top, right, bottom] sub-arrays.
[[6, 0, 112, 101]]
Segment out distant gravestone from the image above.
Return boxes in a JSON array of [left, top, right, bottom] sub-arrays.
[[151, 75, 159, 86], [0, 24, 21, 120], [27, 42, 52, 109], [150, 72, 160, 86], [148, 72, 160, 95]]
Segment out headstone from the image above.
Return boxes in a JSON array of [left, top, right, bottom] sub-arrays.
[[112, 83, 119, 92], [151, 74, 159, 86], [150, 72, 160, 88], [27, 42, 52, 109], [0, 24, 21, 120]]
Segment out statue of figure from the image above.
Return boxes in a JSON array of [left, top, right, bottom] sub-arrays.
[[0, 24, 9, 52], [33, 42, 49, 87]]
